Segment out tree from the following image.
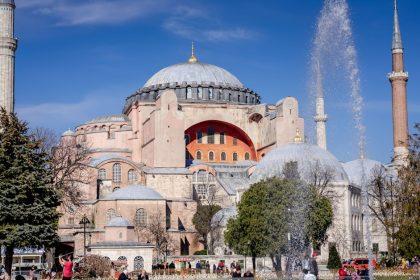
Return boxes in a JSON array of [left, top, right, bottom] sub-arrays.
[[225, 181, 271, 274], [73, 255, 111, 279], [307, 191, 334, 249], [0, 109, 61, 275], [395, 123, 420, 259], [192, 203, 221, 252], [327, 244, 341, 270], [33, 127, 91, 211], [144, 212, 174, 261]]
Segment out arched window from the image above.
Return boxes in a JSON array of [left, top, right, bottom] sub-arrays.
[[221, 152, 227, 161], [228, 93, 232, 101], [98, 168, 106, 180], [186, 87, 192, 99], [245, 96, 248, 103], [233, 152, 238, 161], [207, 127, 214, 144], [208, 87, 214, 99], [134, 256, 144, 270], [185, 134, 190, 145], [128, 169, 137, 183], [135, 208, 147, 227], [218, 90, 222, 100], [113, 187, 120, 192], [196, 151, 202, 160], [117, 256, 127, 263], [209, 151, 214, 161], [220, 132, 225, 144], [106, 208, 118, 222], [245, 152, 250, 160], [196, 185, 208, 200], [112, 163, 121, 183], [232, 137, 238, 146], [237, 95, 240, 102], [197, 87, 203, 99], [197, 131, 202, 143]]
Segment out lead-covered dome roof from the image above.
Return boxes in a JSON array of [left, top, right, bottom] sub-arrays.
[[123, 52, 260, 113], [342, 158, 384, 187], [251, 143, 349, 184], [103, 185, 163, 200], [144, 62, 244, 89]]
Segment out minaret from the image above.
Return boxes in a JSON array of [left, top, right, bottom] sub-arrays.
[[0, 0, 17, 113], [314, 61, 328, 150], [388, 0, 409, 162]]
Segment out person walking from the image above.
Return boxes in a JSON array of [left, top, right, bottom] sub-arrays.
[[303, 269, 316, 280], [118, 269, 129, 280], [59, 255, 73, 280]]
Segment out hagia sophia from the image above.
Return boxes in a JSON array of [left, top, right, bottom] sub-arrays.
[[0, 0, 410, 273]]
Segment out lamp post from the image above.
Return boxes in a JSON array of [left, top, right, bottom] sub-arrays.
[[79, 215, 90, 257]]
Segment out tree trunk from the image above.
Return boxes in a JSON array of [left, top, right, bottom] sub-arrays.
[[4, 245, 14, 277], [252, 254, 256, 276]]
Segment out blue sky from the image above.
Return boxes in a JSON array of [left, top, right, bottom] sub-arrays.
[[14, 0, 419, 164]]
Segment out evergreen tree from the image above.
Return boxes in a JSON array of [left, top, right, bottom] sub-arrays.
[[192, 203, 221, 251], [327, 244, 342, 270], [0, 109, 61, 275]]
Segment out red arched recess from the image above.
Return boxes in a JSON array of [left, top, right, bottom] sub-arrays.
[[185, 120, 257, 165]]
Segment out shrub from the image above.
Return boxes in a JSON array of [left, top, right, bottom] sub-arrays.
[[193, 249, 208, 255], [327, 244, 342, 270]]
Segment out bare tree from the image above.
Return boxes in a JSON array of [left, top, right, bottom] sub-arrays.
[[144, 212, 175, 261], [368, 165, 399, 263], [307, 161, 338, 200], [32, 127, 92, 211]]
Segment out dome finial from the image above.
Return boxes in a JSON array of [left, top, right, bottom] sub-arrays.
[[188, 41, 198, 63], [294, 128, 303, 143]]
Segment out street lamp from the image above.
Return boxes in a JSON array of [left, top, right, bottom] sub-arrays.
[[79, 215, 90, 257]]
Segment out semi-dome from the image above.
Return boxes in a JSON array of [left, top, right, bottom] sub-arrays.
[[251, 143, 349, 183], [103, 185, 163, 200], [144, 62, 244, 89], [211, 206, 237, 228], [0, 0, 14, 5], [62, 129, 75, 137], [342, 158, 384, 187]]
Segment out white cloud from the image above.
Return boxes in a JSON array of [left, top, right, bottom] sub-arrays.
[[16, 92, 124, 132], [16, 0, 165, 26]]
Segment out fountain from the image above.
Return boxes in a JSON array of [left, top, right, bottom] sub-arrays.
[[310, 0, 373, 278]]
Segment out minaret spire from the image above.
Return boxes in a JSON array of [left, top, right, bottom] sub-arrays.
[[388, 0, 409, 164], [188, 41, 198, 63], [392, 0, 403, 51], [314, 60, 328, 150]]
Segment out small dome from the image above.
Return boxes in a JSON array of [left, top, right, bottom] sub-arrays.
[[342, 158, 384, 187], [144, 62, 243, 89], [62, 129, 75, 137], [86, 114, 129, 124], [211, 206, 237, 227], [251, 143, 349, 183], [104, 185, 163, 200], [106, 216, 132, 227]]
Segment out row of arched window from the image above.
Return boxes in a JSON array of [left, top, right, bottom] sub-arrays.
[[185, 87, 256, 104], [351, 214, 363, 232], [98, 164, 138, 183], [186, 131, 234, 145], [350, 193, 361, 208], [195, 151, 250, 161]]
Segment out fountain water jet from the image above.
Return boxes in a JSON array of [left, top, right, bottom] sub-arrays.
[[310, 0, 373, 278]]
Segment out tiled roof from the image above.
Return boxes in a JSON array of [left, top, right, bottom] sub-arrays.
[[103, 185, 164, 201]]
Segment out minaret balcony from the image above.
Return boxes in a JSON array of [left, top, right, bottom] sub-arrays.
[[314, 114, 328, 122], [388, 71, 409, 81]]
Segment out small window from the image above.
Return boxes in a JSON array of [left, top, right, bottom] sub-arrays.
[[220, 132, 225, 144], [112, 163, 121, 183], [197, 87, 203, 99], [232, 137, 238, 146], [245, 152, 250, 160], [237, 95, 240, 102], [68, 218, 74, 225], [98, 169, 106, 180], [221, 152, 227, 161], [218, 91, 222, 100], [228, 93, 232, 101], [209, 151, 214, 161], [128, 169, 137, 183], [186, 87, 192, 99], [233, 152, 238, 161], [196, 151, 202, 160], [208, 88, 214, 99], [245, 96, 248, 103], [207, 128, 214, 144], [197, 131, 202, 144]]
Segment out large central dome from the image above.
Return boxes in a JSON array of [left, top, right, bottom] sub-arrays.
[[123, 51, 260, 113], [144, 62, 244, 89]]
